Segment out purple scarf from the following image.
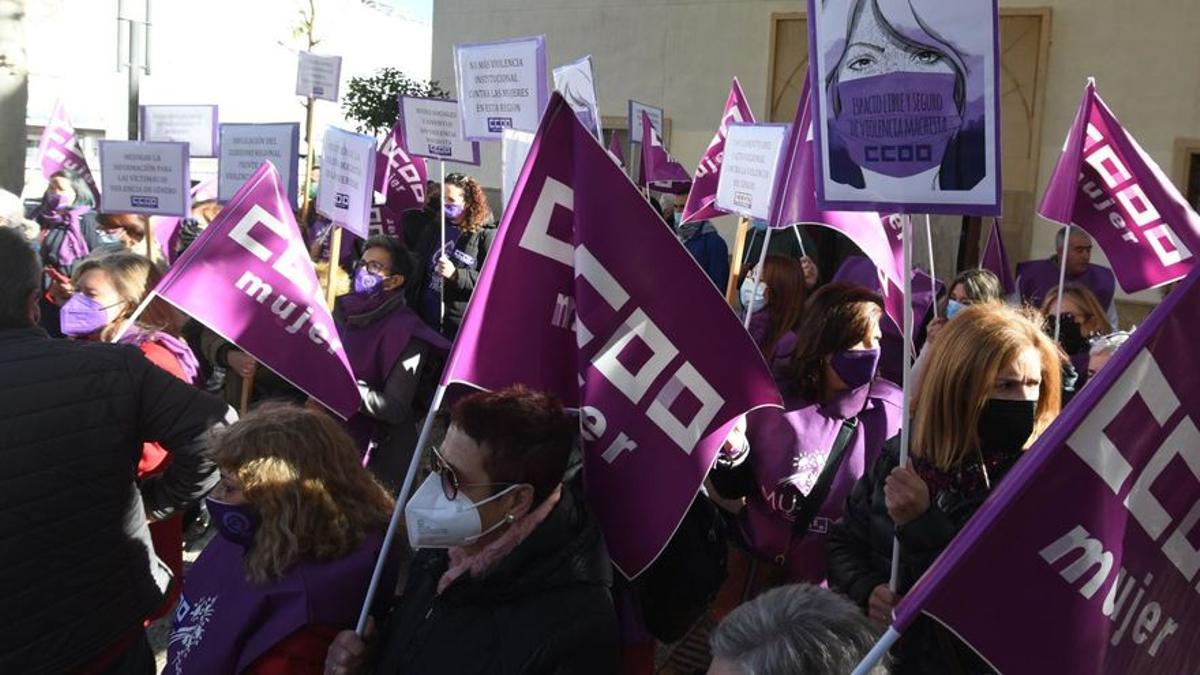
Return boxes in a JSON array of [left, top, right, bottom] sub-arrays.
[[119, 328, 201, 386], [38, 206, 90, 270]]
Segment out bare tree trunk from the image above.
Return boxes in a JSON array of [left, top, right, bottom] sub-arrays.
[[0, 0, 27, 195]]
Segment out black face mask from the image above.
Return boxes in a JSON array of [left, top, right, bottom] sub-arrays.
[[1046, 313, 1088, 355], [977, 398, 1037, 456]]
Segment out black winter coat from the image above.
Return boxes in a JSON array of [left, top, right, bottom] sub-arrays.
[[827, 438, 1007, 675], [374, 480, 619, 674], [0, 328, 231, 673]]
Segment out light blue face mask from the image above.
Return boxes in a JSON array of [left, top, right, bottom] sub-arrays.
[[946, 298, 967, 320], [740, 277, 767, 313]]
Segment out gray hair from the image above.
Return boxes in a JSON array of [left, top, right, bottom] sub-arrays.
[[1055, 226, 1091, 250], [710, 584, 889, 675], [0, 227, 42, 329], [0, 189, 38, 242]]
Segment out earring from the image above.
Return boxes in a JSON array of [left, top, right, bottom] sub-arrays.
[[505, 513, 516, 523]]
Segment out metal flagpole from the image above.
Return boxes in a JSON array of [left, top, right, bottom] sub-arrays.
[[850, 627, 902, 675], [355, 384, 447, 635], [1053, 225, 1071, 343], [439, 160, 447, 331], [791, 223, 808, 259], [924, 214, 938, 319], [889, 213, 915, 591], [742, 225, 774, 330]]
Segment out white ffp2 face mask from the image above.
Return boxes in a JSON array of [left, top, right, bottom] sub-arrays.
[[404, 473, 522, 549]]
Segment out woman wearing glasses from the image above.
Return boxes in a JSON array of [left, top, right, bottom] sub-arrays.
[[332, 235, 449, 487], [324, 386, 620, 675], [167, 404, 395, 675]]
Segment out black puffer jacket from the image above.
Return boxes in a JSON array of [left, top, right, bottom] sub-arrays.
[[440, 223, 498, 341], [827, 437, 1011, 674], [0, 328, 232, 673], [374, 479, 619, 674]]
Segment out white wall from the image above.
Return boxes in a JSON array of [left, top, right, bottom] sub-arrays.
[[432, 0, 1200, 305]]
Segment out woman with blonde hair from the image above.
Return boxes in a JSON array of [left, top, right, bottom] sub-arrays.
[[1041, 282, 1112, 388], [61, 251, 200, 621], [168, 403, 395, 674], [828, 302, 1061, 673]]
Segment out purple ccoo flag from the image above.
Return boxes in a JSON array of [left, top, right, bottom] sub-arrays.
[[37, 100, 100, 204], [376, 118, 428, 215], [885, 263, 1200, 674], [442, 93, 782, 577], [155, 161, 360, 418], [638, 111, 692, 194], [607, 132, 626, 170], [681, 78, 755, 224], [1039, 80, 1200, 293], [980, 219, 1015, 295]]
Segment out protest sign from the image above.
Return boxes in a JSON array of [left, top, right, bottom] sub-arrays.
[[375, 119, 427, 214], [453, 36, 549, 141], [398, 96, 481, 165], [501, 128, 535, 210], [296, 52, 342, 102], [316, 127, 377, 240], [715, 123, 789, 221], [156, 162, 360, 419], [37, 100, 100, 203], [552, 55, 601, 140], [807, 0, 1002, 215], [441, 92, 782, 577], [628, 100, 664, 145], [218, 123, 300, 206], [140, 105, 218, 157], [863, 261, 1200, 675], [682, 78, 755, 224], [98, 140, 190, 217], [1039, 80, 1200, 293]]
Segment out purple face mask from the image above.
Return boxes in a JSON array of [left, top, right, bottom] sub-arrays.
[[831, 347, 881, 391], [831, 71, 963, 178], [205, 497, 260, 548], [59, 294, 117, 337], [43, 192, 68, 212], [353, 265, 384, 296], [443, 202, 465, 221]]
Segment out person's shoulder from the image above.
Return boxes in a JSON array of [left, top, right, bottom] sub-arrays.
[[1089, 262, 1116, 279]]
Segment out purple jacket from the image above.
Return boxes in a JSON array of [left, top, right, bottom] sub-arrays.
[[1015, 257, 1116, 311], [739, 379, 903, 583]]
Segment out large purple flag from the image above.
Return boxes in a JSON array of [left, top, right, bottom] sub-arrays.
[[681, 78, 755, 224], [1039, 81, 1200, 293], [980, 219, 1015, 294], [638, 112, 692, 194], [37, 101, 100, 203], [155, 162, 360, 419], [375, 118, 428, 215], [770, 71, 906, 331], [890, 264, 1200, 673], [443, 93, 782, 577]]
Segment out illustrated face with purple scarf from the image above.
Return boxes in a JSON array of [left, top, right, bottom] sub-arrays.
[[827, 0, 971, 185]]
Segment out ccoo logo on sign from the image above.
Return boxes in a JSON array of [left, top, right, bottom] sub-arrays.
[[334, 193, 349, 209]]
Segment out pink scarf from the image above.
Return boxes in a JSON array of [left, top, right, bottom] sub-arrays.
[[437, 484, 564, 595]]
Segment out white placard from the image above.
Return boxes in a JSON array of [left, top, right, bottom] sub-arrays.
[[501, 129, 535, 210], [398, 96, 481, 165], [715, 123, 790, 220], [553, 55, 601, 141], [296, 52, 343, 102], [628, 100, 664, 145], [140, 105, 218, 157], [316, 127, 377, 239], [218, 123, 301, 206], [98, 140, 190, 217], [453, 36, 549, 141]]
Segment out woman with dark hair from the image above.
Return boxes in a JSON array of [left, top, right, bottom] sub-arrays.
[[325, 386, 620, 674], [742, 254, 809, 373], [168, 404, 395, 674], [828, 303, 1061, 673], [34, 170, 108, 336], [334, 235, 450, 487], [421, 172, 496, 340], [713, 283, 903, 588], [63, 251, 201, 623], [95, 212, 164, 263]]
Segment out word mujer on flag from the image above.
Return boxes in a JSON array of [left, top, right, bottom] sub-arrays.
[[442, 93, 781, 577]]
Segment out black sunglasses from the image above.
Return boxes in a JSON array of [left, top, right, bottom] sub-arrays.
[[429, 446, 512, 500]]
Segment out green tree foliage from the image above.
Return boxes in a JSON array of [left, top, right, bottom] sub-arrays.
[[342, 67, 450, 137]]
